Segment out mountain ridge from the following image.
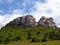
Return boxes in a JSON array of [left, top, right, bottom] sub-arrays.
[[6, 15, 57, 30], [0, 15, 60, 44]]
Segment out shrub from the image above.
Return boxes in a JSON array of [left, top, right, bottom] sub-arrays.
[[42, 38, 47, 42], [27, 36, 31, 40], [31, 37, 40, 42], [37, 32, 40, 35], [27, 30, 31, 40], [44, 33, 48, 38], [0, 39, 2, 43], [13, 36, 21, 41], [4, 37, 10, 44]]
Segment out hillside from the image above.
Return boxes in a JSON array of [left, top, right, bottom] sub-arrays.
[[0, 15, 60, 45], [5, 40, 60, 45], [0, 25, 60, 45]]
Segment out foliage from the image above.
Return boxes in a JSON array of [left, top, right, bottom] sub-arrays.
[[0, 24, 60, 44]]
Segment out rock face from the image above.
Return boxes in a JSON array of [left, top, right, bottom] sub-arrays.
[[38, 16, 56, 30], [9, 15, 37, 27], [24, 15, 37, 26], [8, 15, 56, 29]]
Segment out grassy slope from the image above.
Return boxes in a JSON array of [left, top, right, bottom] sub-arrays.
[[0, 25, 60, 45], [7, 40, 60, 45], [1, 40, 60, 45]]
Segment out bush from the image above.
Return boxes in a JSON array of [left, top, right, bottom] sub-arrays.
[[42, 38, 47, 42], [37, 32, 40, 35], [27, 30, 31, 40], [27, 36, 31, 40], [0, 39, 2, 43], [4, 37, 10, 44], [31, 37, 40, 42], [48, 31, 60, 40], [13, 36, 21, 41]]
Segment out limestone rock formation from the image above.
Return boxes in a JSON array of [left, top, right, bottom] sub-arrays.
[[7, 15, 57, 30], [38, 16, 56, 30], [9, 15, 37, 27], [24, 15, 37, 26]]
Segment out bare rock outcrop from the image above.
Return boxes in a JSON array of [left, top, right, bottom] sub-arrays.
[[9, 15, 37, 27], [38, 16, 56, 30], [24, 15, 37, 27], [7, 15, 57, 29]]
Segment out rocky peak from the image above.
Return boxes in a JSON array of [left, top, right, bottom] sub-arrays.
[[7, 15, 57, 30], [38, 16, 46, 26], [9, 15, 37, 27], [40, 16, 46, 20], [49, 17, 53, 21], [38, 16, 56, 30], [25, 15, 37, 26]]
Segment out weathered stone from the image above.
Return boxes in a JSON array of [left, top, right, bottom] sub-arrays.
[[7, 15, 57, 30], [38, 16, 46, 26], [10, 16, 25, 26], [25, 15, 37, 27], [38, 16, 56, 30], [9, 15, 37, 27]]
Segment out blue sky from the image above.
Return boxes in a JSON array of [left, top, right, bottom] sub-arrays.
[[0, 0, 60, 28], [0, 0, 46, 15], [0, 0, 37, 14]]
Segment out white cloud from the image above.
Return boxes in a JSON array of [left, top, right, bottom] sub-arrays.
[[23, 3, 26, 7], [0, 0, 60, 28], [0, 9, 24, 28], [30, 0, 60, 26], [30, 2, 52, 21]]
